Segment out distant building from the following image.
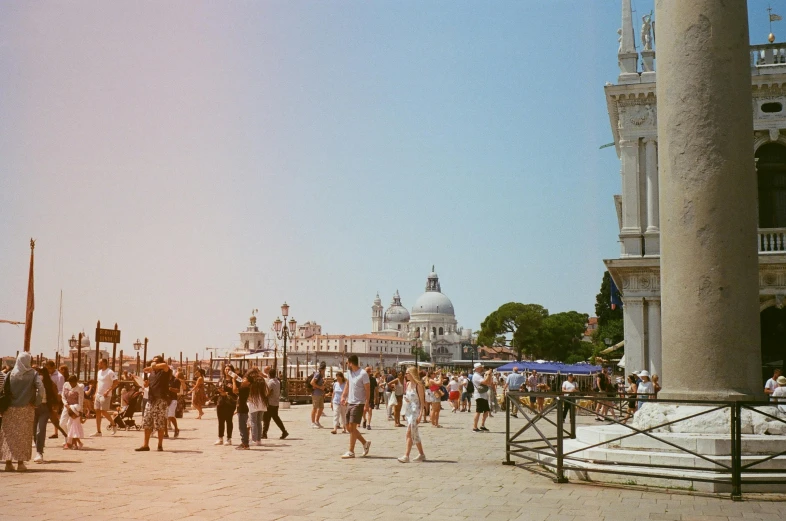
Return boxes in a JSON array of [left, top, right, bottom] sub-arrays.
[[582, 317, 599, 343]]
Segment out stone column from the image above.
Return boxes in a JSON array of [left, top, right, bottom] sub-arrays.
[[622, 297, 646, 375], [656, 0, 761, 400], [645, 138, 659, 233], [646, 298, 661, 380]]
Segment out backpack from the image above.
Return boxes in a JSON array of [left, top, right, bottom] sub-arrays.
[[305, 371, 316, 392], [439, 386, 449, 401], [466, 377, 474, 394]]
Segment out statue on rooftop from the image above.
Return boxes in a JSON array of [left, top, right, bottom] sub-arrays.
[[641, 13, 653, 51]]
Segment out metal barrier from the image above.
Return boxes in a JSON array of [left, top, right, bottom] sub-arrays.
[[502, 391, 786, 500]]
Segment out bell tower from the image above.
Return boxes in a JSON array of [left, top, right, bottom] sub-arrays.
[[371, 293, 383, 332]]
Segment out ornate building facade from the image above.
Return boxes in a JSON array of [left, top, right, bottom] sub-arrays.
[[605, 0, 786, 377]]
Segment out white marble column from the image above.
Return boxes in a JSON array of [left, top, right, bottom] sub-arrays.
[[646, 298, 661, 380], [622, 297, 646, 374], [657, 0, 761, 400], [620, 138, 643, 256], [645, 138, 659, 232]]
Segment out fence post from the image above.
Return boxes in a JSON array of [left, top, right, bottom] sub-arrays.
[[556, 396, 568, 483], [569, 396, 577, 439], [503, 391, 514, 465], [731, 402, 743, 501]]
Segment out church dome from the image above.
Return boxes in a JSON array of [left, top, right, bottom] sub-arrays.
[[384, 290, 410, 322], [412, 291, 455, 316]]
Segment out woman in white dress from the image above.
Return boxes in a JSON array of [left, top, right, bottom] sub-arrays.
[[61, 375, 84, 449], [398, 366, 426, 463]]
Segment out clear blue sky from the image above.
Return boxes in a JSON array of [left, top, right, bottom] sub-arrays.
[[0, 1, 779, 359]]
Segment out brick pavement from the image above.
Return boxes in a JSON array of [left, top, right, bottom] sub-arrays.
[[1, 404, 784, 520]]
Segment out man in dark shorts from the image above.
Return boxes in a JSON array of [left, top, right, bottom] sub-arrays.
[[136, 357, 170, 452], [310, 362, 326, 428], [363, 366, 376, 430], [340, 355, 371, 459], [472, 362, 493, 432]]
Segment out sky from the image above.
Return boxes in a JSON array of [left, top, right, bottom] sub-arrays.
[[0, 1, 780, 359]]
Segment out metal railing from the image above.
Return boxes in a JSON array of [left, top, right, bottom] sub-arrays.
[[503, 392, 786, 500]]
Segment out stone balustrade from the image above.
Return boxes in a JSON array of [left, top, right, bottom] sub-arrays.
[[759, 228, 786, 252], [751, 43, 786, 67]]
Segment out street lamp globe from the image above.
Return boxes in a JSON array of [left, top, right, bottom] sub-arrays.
[[68, 334, 77, 349], [273, 317, 283, 334], [288, 318, 297, 334], [604, 337, 613, 347], [133, 338, 142, 351], [281, 302, 290, 318]]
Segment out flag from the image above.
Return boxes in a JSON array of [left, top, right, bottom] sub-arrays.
[[610, 277, 623, 311], [23, 239, 35, 352], [771, 13, 783, 22]]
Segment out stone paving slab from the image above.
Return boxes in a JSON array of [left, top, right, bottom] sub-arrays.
[[1, 405, 783, 519]]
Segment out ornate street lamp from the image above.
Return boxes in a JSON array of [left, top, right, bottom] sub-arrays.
[[70, 332, 83, 380], [272, 302, 296, 401]]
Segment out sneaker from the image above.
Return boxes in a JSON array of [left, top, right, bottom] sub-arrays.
[[480, 426, 489, 432], [174, 429, 180, 438], [367, 425, 372, 430], [330, 430, 337, 434], [90, 432, 102, 437], [362, 420, 366, 428], [362, 440, 371, 456], [33, 453, 43, 464], [48, 434, 58, 439], [280, 432, 288, 440], [157, 446, 163, 452], [214, 438, 224, 446], [397, 455, 410, 463], [235, 444, 249, 450], [261, 434, 268, 439], [316, 423, 324, 429], [226, 439, 232, 446], [473, 428, 481, 432], [311, 423, 319, 429], [111, 423, 117, 435], [412, 453, 426, 462], [135, 446, 150, 451], [341, 451, 355, 459]]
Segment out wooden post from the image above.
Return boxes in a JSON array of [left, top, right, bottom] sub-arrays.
[[142, 337, 148, 371], [136, 352, 140, 375], [180, 351, 183, 370], [111, 323, 118, 372], [209, 352, 213, 381], [119, 349, 123, 375], [94, 320, 101, 382]]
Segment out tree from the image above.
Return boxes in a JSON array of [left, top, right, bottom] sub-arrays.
[[478, 303, 549, 361], [592, 271, 624, 347], [538, 311, 590, 362], [411, 346, 430, 363]]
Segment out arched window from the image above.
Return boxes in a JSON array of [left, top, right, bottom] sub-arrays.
[[432, 327, 437, 336], [439, 327, 444, 336], [244, 340, 249, 350], [757, 143, 786, 227]]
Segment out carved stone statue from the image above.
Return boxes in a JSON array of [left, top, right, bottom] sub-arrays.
[[641, 14, 653, 51], [617, 28, 623, 53]]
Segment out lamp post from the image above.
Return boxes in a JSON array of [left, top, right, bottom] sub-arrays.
[[69, 332, 83, 381], [464, 344, 479, 370], [133, 338, 143, 375], [134, 337, 148, 372], [273, 302, 296, 401]]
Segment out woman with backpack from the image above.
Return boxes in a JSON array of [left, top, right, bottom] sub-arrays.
[[427, 371, 444, 428], [0, 352, 44, 471]]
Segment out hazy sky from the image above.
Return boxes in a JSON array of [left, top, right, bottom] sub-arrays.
[[0, 1, 777, 359]]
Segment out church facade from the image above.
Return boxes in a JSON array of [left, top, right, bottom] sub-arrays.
[[371, 267, 472, 364], [605, 0, 786, 378]]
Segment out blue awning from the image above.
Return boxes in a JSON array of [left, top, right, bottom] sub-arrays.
[[495, 361, 602, 375]]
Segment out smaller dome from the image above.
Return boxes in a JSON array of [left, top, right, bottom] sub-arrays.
[[80, 335, 91, 348], [385, 305, 410, 323]]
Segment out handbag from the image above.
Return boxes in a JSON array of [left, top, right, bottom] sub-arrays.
[[476, 384, 489, 394]]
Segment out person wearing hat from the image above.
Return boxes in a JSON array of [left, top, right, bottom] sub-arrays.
[[772, 375, 786, 413], [471, 362, 493, 432], [561, 373, 578, 422], [310, 361, 327, 429], [636, 370, 654, 410], [765, 368, 782, 402], [503, 367, 526, 418]]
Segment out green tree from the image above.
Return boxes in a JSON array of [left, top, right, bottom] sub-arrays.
[[592, 271, 624, 347], [478, 303, 549, 361], [538, 311, 590, 362], [411, 346, 430, 363]]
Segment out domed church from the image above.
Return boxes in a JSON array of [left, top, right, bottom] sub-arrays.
[[371, 266, 471, 364]]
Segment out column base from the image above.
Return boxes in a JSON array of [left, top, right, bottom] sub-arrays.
[[658, 389, 764, 402]]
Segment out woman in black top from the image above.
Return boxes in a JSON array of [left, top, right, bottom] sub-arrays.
[[214, 365, 237, 446], [235, 370, 251, 450]]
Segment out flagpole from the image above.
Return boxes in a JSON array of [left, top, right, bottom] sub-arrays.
[[23, 238, 35, 352]]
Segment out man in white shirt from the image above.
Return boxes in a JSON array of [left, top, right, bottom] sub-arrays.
[[93, 359, 119, 436], [44, 361, 66, 439], [472, 362, 493, 432], [765, 368, 781, 402], [340, 355, 371, 459], [561, 373, 578, 422]]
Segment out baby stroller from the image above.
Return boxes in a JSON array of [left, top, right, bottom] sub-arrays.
[[114, 392, 143, 431]]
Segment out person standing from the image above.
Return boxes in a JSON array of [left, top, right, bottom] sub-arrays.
[[214, 365, 238, 446], [397, 366, 426, 463], [447, 375, 461, 413], [166, 370, 181, 438], [471, 363, 493, 433], [363, 366, 376, 430], [561, 373, 578, 422], [191, 368, 206, 419], [33, 367, 59, 463], [0, 352, 44, 471], [340, 355, 371, 459], [390, 370, 405, 427], [384, 369, 396, 420], [246, 368, 268, 446], [262, 366, 288, 439], [135, 357, 170, 452], [427, 371, 443, 427], [61, 375, 85, 449], [765, 368, 781, 402], [310, 362, 326, 429], [45, 362, 64, 440], [503, 367, 526, 418], [636, 370, 655, 410], [92, 359, 118, 437], [234, 370, 251, 450], [330, 372, 348, 435]]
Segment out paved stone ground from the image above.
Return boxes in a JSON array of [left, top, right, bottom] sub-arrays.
[[2, 404, 784, 520]]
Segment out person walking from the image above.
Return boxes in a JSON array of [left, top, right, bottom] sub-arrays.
[[427, 371, 443, 427], [135, 357, 171, 452], [621, 374, 639, 425], [397, 366, 426, 463], [363, 366, 376, 430], [503, 367, 526, 418], [0, 352, 44, 471], [234, 369, 251, 450], [447, 375, 461, 413], [246, 368, 268, 446], [33, 367, 60, 463], [262, 366, 288, 440], [61, 375, 85, 449], [330, 372, 348, 435], [390, 370, 405, 427], [166, 370, 181, 438], [561, 373, 578, 422], [44, 361, 64, 440], [471, 363, 493, 433], [191, 368, 206, 419], [310, 362, 326, 429], [340, 355, 371, 459], [214, 365, 238, 446], [92, 359, 119, 437]]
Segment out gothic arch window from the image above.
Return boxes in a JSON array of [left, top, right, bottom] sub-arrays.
[[757, 142, 786, 228], [439, 327, 444, 336]]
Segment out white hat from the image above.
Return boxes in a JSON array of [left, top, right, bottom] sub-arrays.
[[639, 370, 650, 377], [473, 362, 483, 369]]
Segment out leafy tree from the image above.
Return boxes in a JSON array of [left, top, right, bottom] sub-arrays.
[[538, 311, 590, 361], [411, 346, 430, 363], [478, 303, 549, 361], [592, 271, 624, 346]]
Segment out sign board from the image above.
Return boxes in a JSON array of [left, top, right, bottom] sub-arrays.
[[96, 328, 121, 344]]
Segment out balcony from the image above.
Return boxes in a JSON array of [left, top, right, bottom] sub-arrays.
[[751, 43, 786, 71], [759, 228, 786, 253]]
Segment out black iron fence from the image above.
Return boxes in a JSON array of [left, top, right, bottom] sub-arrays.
[[502, 391, 786, 500]]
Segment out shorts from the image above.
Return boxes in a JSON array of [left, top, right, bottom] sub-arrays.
[[449, 391, 460, 400], [475, 398, 490, 413], [461, 392, 470, 401], [529, 395, 537, 404], [94, 394, 112, 411], [346, 403, 364, 425], [167, 399, 177, 418], [312, 395, 324, 409], [143, 398, 168, 431]]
